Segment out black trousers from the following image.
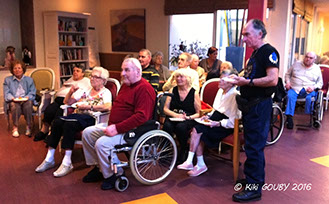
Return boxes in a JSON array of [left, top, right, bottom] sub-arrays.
[[43, 97, 64, 124], [163, 118, 196, 160], [47, 118, 83, 150]]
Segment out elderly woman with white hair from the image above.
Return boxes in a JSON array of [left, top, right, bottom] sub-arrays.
[[163, 68, 201, 164], [35, 67, 112, 178]]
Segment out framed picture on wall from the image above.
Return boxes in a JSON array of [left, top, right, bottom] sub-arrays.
[[110, 9, 146, 52]]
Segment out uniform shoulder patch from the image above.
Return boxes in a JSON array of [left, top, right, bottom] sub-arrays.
[[269, 52, 278, 64]]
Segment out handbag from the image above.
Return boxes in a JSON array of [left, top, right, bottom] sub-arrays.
[[123, 120, 159, 145]]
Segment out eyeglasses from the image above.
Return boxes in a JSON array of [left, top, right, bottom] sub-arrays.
[[90, 75, 102, 80], [305, 56, 314, 60]]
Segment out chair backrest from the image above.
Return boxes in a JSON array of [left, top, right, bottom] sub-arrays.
[[29, 68, 55, 93], [200, 78, 220, 106], [320, 64, 329, 94], [105, 78, 121, 102], [84, 70, 92, 78]]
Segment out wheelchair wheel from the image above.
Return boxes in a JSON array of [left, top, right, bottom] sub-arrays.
[[266, 103, 284, 146], [115, 176, 129, 192], [130, 130, 177, 185], [315, 91, 324, 122]]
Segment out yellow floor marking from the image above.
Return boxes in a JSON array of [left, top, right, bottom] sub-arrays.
[[310, 155, 329, 168], [121, 193, 177, 204]]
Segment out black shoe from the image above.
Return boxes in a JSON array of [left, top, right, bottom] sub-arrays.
[[83, 166, 104, 183], [232, 190, 262, 202], [286, 115, 294, 129], [101, 174, 117, 190], [34, 131, 48, 141]]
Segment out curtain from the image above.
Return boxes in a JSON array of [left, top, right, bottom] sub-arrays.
[[164, 0, 274, 15]]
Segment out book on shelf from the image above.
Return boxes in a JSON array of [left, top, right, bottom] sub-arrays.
[[58, 18, 85, 32]]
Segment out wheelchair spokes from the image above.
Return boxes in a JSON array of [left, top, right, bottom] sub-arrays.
[[130, 130, 177, 185]]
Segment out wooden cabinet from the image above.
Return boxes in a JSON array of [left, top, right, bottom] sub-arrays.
[[44, 11, 89, 89]]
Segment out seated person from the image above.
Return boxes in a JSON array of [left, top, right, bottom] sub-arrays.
[[162, 52, 200, 92], [285, 51, 323, 129], [177, 68, 241, 177], [4, 46, 16, 69], [34, 65, 91, 141], [151, 51, 171, 83], [163, 68, 201, 164], [199, 46, 222, 73], [35, 67, 112, 177], [81, 58, 156, 190], [138, 49, 160, 91], [190, 54, 206, 84], [206, 60, 233, 81], [3, 60, 36, 137]]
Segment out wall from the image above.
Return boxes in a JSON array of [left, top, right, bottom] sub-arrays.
[[33, 0, 99, 67], [265, 0, 292, 78], [96, 0, 169, 67], [33, 0, 169, 68], [0, 0, 22, 66]]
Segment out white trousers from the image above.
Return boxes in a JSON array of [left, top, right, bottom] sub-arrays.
[[82, 125, 126, 179]]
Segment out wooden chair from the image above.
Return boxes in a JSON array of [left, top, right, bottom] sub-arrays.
[[221, 118, 244, 182], [200, 78, 243, 181], [29, 68, 56, 129]]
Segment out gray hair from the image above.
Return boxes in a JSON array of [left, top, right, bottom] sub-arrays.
[[180, 52, 192, 63], [250, 19, 267, 39], [220, 67, 238, 77], [152, 51, 164, 62], [139, 49, 152, 57], [92, 66, 109, 80], [122, 58, 142, 76]]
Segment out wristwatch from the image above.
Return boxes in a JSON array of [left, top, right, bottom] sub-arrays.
[[249, 78, 254, 86]]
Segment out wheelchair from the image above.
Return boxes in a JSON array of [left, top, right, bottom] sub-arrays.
[[266, 102, 284, 145], [108, 94, 178, 192], [294, 90, 324, 129]]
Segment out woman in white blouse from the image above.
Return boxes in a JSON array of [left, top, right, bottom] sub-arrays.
[[35, 67, 112, 178], [177, 68, 241, 177]]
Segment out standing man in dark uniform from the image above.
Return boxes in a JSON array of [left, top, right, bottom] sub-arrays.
[[231, 19, 279, 202]]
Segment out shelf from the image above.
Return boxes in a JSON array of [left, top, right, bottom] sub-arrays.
[[44, 11, 89, 87], [59, 46, 88, 49], [60, 60, 88, 63], [59, 31, 87, 34]]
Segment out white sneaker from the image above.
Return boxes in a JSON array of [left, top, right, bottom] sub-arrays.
[[35, 160, 55, 173], [12, 129, 19, 138], [53, 163, 73, 177], [187, 165, 208, 177], [177, 161, 194, 170]]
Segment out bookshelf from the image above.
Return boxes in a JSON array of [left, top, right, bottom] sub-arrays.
[[43, 11, 89, 89]]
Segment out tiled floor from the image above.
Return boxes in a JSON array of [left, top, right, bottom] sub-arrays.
[[0, 112, 328, 204]]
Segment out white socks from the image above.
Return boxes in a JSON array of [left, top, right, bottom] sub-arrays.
[[197, 155, 206, 168], [45, 148, 55, 163], [186, 151, 195, 164], [62, 150, 72, 166]]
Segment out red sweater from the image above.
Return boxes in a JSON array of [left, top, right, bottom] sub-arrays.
[[108, 78, 156, 133]]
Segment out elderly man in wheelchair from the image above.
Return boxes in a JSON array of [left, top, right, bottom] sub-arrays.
[[284, 51, 323, 129], [81, 58, 157, 190]]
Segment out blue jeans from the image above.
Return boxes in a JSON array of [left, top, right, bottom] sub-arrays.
[[243, 97, 272, 193], [285, 88, 317, 116]]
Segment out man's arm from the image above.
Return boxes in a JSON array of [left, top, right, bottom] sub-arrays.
[[284, 65, 293, 89], [232, 67, 278, 87]]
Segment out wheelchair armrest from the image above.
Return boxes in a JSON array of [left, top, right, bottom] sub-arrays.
[[60, 104, 72, 116], [92, 111, 110, 125]]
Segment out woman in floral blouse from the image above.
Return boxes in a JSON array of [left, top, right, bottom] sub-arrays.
[[35, 67, 112, 178]]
